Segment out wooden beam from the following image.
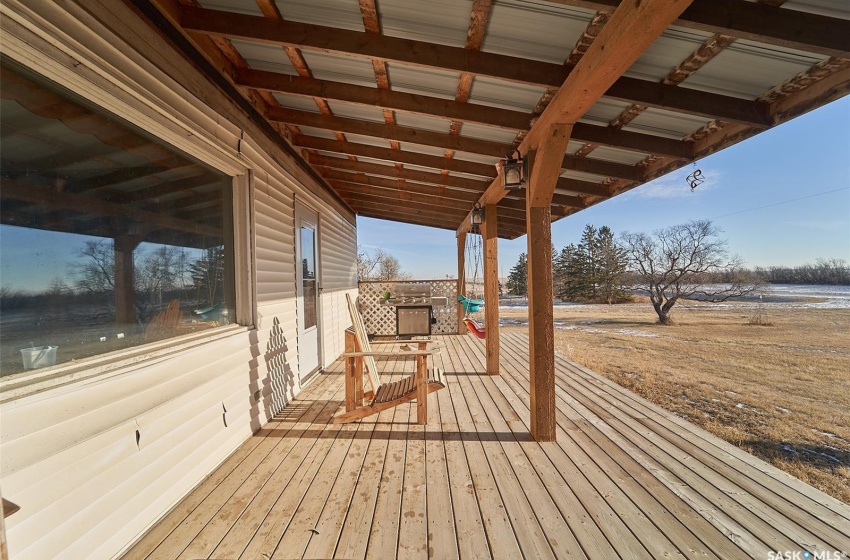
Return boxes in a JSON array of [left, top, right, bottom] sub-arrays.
[[187, 6, 780, 126], [328, 177, 479, 204], [311, 157, 490, 192], [541, 0, 849, 58], [483, 204, 500, 375], [527, 125, 574, 207], [271, 107, 506, 157], [114, 234, 142, 326], [604, 77, 768, 129], [251, 72, 693, 157], [676, 0, 850, 58], [294, 135, 496, 177], [329, 181, 480, 213], [239, 69, 528, 130], [522, 1, 694, 151], [457, 231, 467, 333], [1, 178, 222, 238], [182, 3, 849, 82]]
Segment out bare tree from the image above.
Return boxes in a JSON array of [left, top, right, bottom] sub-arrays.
[[621, 220, 759, 325], [357, 246, 411, 281]]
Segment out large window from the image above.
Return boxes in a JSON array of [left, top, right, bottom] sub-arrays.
[[0, 63, 235, 377]]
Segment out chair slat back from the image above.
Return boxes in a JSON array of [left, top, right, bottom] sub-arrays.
[[346, 293, 381, 392]]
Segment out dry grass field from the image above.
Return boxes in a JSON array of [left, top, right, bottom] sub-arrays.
[[498, 299, 850, 504]]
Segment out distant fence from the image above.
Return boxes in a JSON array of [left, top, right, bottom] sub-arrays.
[[358, 280, 458, 336]]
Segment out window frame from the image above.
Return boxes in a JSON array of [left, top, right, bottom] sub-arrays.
[[0, 23, 257, 399]]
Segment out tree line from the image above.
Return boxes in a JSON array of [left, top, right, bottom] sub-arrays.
[[0, 240, 225, 326], [506, 224, 630, 304], [505, 219, 816, 325]]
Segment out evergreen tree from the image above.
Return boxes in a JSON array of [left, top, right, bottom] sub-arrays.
[[558, 224, 629, 303], [506, 253, 527, 296], [596, 226, 628, 303]]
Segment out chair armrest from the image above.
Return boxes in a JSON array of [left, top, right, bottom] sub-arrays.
[[343, 349, 439, 357]]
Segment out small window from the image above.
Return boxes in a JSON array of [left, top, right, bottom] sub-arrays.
[[0, 63, 235, 378]]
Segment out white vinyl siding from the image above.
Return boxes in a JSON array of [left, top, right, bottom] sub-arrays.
[[0, 1, 357, 559]]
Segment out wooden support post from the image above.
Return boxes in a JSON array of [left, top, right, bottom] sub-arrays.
[[526, 124, 572, 442], [114, 234, 142, 326], [483, 204, 500, 375], [416, 354, 428, 424], [456, 231, 467, 333]]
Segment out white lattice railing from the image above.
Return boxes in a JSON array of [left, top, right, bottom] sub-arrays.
[[358, 280, 458, 336]]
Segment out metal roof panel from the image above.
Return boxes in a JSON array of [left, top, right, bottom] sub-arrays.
[[274, 0, 364, 31], [588, 146, 650, 165], [625, 27, 714, 82], [481, 0, 595, 64], [295, 127, 337, 140], [343, 134, 392, 148], [400, 144, 449, 157], [467, 75, 547, 112], [580, 98, 635, 127], [623, 107, 712, 140], [386, 62, 460, 100], [271, 93, 322, 113], [560, 169, 608, 183], [378, 0, 472, 47], [772, 0, 850, 18], [197, 0, 264, 16], [394, 112, 452, 134], [229, 39, 296, 74], [681, 40, 826, 100], [324, 100, 387, 123], [458, 122, 520, 143], [299, 50, 377, 88]]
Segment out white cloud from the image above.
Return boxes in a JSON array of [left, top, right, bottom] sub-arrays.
[[621, 167, 722, 200]]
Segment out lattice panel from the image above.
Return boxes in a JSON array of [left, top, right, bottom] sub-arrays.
[[358, 280, 458, 336]]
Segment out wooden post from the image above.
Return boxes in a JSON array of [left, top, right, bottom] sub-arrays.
[[456, 231, 467, 333], [416, 354, 428, 424], [526, 124, 572, 442], [114, 234, 142, 326], [483, 204, 500, 375]]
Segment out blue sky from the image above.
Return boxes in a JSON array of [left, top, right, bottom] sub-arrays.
[[1, 97, 847, 292], [357, 96, 850, 279]]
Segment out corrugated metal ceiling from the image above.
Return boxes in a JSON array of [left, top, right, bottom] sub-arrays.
[[481, 0, 594, 63], [378, 0, 472, 47]]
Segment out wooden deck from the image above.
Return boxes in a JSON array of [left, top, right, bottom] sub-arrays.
[[123, 333, 850, 559]]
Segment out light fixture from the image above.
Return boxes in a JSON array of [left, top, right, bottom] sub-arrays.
[[470, 202, 485, 228], [502, 149, 527, 190]]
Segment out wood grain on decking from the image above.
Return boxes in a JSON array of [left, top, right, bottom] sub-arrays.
[[123, 334, 850, 559]]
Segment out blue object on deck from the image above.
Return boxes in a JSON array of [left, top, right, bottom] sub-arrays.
[[458, 294, 484, 313]]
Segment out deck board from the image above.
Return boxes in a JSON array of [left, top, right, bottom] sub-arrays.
[[123, 333, 850, 560]]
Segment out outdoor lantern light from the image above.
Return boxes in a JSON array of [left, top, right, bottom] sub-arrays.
[[502, 149, 527, 190], [470, 202, 485, 227]]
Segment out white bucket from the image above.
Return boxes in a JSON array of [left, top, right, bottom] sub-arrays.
[[20, 346, 58, 369]]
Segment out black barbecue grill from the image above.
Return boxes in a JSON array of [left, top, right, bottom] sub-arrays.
[[382, 284, 449, 338]]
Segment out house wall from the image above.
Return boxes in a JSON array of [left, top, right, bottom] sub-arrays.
[[0, 1, 356, 558]]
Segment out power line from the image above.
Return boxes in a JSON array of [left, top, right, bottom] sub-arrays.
[[710, 186, 850, 220]]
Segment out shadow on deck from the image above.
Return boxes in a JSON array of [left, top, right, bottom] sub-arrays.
[[123, 333, 850, 559]]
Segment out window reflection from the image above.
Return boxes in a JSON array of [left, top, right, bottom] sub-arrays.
[[301, 226, 317, 330], [0, 63, 234, 377]]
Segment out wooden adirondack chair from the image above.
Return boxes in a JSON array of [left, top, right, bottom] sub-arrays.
[[334, 294, 445, 424]]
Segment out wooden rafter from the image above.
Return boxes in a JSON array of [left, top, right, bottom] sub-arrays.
[[184, 7, 773, 128], [2, 178, 222, 238], [294, 136, 496, 177], [309, 157, 490, 192], [239, 70, 694, 157], [583, 32, 737, 159], [446, 0, 493, 169]]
